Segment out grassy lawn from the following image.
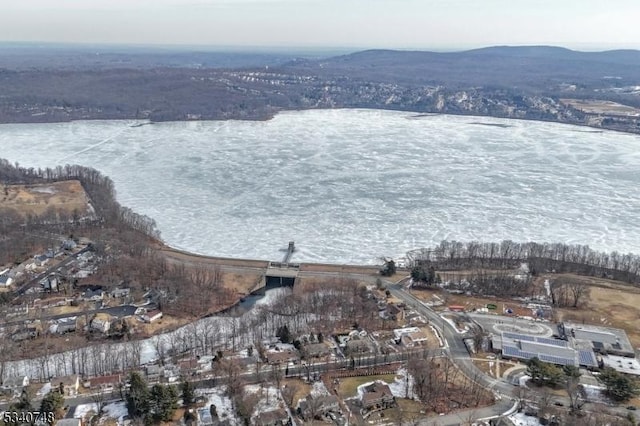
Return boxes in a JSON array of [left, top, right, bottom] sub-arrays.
[[282, 378, 311, 407], [337, 374, 396, 399], [0, 180, 91, 218]]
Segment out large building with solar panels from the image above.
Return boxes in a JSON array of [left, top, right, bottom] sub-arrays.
[[492, 331, 599, 368], [492, 322, 637, 371], [559, 322, 635, 358]]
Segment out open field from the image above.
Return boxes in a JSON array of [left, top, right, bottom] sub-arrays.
[[0, 180, 91, 219], [134, 314, 192, 337], [555, 276, 640, 347], [560, 98, 640, 117], [221, 271, 264, 296]]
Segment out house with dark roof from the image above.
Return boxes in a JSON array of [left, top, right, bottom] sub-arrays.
[[303, 343, 332, 359], [265, 350, 299, 365], [256, 408, 289, 426], [299, 394, 340, 420], [88, 374, 123, 391], [84, 288, 105, 301], [345, 339, 370, 355], [360, 382, 395, 410], [0, 274, 14, 288]]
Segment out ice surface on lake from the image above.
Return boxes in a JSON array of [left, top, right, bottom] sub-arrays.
[[2, 109, 640, 264]]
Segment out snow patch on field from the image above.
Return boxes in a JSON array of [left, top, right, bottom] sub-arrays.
[[37, 382, 52, 396], [508, 412, 543, 426], [310, 380, 330, 397], [582, 384, 609, 403], [387, 368, 416, 399], [102, 401, 128, 423], [244, 384, 285, 422], [73, 403, 99, 419], [197, 387, 238, 425]]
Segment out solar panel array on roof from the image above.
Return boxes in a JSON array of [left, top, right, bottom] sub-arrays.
[[578, 350, 598, 367], [574, 329, 617, 344], [538, 354, 576, 366], [503, 332, 535, 341], [592, 341, 604, 349], [503, 345, 536, 359], [520, 340, 575, 358], [535, 337, 568, 347], [502, 345, 577, 366]]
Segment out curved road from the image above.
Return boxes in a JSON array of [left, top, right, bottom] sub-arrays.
[[386, 282, 519, 425]]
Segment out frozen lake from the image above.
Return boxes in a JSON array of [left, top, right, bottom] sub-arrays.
[[1, 109, 640, 264]]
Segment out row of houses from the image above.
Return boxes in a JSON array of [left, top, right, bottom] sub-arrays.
[[1, 374, 81, 397]]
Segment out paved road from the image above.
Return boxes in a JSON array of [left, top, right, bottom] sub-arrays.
[[386, 282, 519, 424], [15, 246, 91, 296], [1, 304, 138, 328]]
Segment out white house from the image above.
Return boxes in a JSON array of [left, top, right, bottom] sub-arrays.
[[111, 287, 131, 298], [34, 254, 49, 267], [1, 375, 29, 394], [142, 310, 163, 323], [91, 313, 112, 333], [52, 374, 80, 396]]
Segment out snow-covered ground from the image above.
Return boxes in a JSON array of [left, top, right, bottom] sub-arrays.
[[197, 387, 239, 426], [72, 403, 99, 419], [387, 368, 416, 400], [2, 109, 640, 265], [36, 382, 52, 396], [244, 384, 284, 421], [508, 412, 543, 426], [102, 401, 128, 424], [582, 384, 610, 404], [2, 287, 293, 379], [310, 380, 330, 397]]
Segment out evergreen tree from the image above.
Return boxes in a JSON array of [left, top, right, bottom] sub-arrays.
[[276, 325, 292, 344], [125, 372, 149, 419], [598, 367, 639, 402], [40, 390, 64, 424], [562, 364, 581, 379], [15, 388, 33, 411], [209, 404, 218, 419], [526, 357, 563, 387], [180, 380, 196, 407], [149, 384, 178, 423]]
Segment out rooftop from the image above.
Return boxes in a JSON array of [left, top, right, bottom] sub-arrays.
[[561, 322, 634, 356], [495, 331, 598, 367]]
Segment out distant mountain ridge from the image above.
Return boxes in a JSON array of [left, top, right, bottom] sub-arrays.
[[286, 45, 640, 87], [329, 45, 640, 64], [0, 44, 639, 133]]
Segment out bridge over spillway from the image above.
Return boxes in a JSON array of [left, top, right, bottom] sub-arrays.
[[261, 241, 299, 288], [265, 261, 299, 287]]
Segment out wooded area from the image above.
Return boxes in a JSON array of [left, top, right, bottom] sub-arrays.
[[409, 240, 640, 285]]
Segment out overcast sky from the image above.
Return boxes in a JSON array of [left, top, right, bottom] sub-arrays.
[[2, 0, 639, 50]]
